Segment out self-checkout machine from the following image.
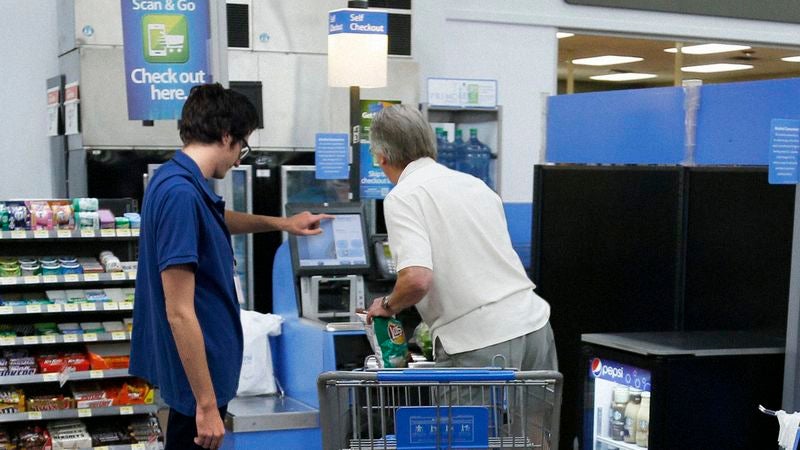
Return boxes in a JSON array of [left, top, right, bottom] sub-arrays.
[[272, 201, 393, 403]]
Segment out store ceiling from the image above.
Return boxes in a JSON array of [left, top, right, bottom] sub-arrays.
[[557, 34, 800, 91]]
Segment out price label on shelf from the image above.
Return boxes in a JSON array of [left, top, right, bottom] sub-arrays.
[[80, 303, 97, 312], [23, 276, 39, 284], [119, 406, 134, 415], [132, 228, 140, 237], [80, 229, 96, 238], [33, 230, 49, 239], [0, 278, 16, 285], [27, 411, 42, 420], [82, 333, 98, 342], [57, 229, 72, 238], [43, 275, 58, 283], [126, 271, 137, 280], [0, 307, 12, 315], [25, 304, 42, 314], [64, 304, 79, 312], [119, 302, 134, 310], [116, 229, 132, 237], [78, 408, 92, 417], [111, 331, 127, 341], [95, 447, 110, 450], [110, 272, 126, 281], [0, 337, 15, 346], [83, 273, 100, 282], [63, 334, 79, 343], [42, 373, 58, 382], [22, 336, 39, 345], [89, 370, 104, 379], [131, 444, 146, 450], [100, 229, 116, 237], [41, 335, 56, 344], [103, 302, 118, 311], [46, 304, 62, 313], [64, 274, 80, 283], [11, 230, 27, 239]]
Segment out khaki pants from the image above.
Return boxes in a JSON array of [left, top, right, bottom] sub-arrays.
[[433, 323, 558, 449]]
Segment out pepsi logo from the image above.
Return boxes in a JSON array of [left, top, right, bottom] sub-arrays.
[[591, 358, 602, 377]]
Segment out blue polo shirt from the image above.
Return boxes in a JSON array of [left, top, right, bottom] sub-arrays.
[[129, 151, 243, 416]]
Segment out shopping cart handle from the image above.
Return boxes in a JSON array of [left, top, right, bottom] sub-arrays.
[[377, 369, 516, 382]]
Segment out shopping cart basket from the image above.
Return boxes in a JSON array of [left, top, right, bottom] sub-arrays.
[[317, 369, 562, 450]]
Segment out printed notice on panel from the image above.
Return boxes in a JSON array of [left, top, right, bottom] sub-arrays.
[[769, 119, 800, 184]]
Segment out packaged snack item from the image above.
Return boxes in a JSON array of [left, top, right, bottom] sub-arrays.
[[28, 201, 53, 230], [97, 209, 115, 229], [80, 323, 104, 333], [13, 425, 48, 448], [123, 318, 133, 332], [357, 313, 409, 368], [115, 380, 154, 405], [26, 393, 73, 411], [99, 251, 122, 273], [0, 388, 25, 413], [0, 204, 9, 231], [71, 382, 114, 408], [84, 290, 109, 303], [50, 200, 74, 230], [71, 198, 98, 213], [75, 211, 99, 230], [57, 323, 82, 335], [86, 343, 131, 370], [6, 203, 30, 230], [123, 212, 141, 229], [114, 217, 130, 229]]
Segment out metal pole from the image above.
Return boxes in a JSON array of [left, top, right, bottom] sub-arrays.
[[673, 42, 684, 87], [782, 185, 800, 411], [349, 85, 361, 201]]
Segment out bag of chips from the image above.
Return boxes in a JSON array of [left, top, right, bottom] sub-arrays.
[[357, 313, 408, 368]]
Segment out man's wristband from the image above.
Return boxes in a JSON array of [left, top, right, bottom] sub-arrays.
[[381, 295, 392, 312]]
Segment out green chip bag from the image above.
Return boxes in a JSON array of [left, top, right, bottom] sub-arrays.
[[358, 314, 408, 368]]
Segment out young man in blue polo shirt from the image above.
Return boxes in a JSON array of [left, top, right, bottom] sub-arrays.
[[130, 83, 331, 450]]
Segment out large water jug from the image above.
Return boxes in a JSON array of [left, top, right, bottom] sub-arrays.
[[464, 128, 492, 187], [436, 129, 457, 169], [452, 129, 467, 172]]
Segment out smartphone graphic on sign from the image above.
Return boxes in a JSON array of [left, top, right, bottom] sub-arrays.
[[141, 15, 189, 63], [147, 23, 167, 57]]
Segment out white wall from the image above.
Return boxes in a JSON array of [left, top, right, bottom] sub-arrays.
[[414, 0, 800, 202], [0, 2, 59, 199]]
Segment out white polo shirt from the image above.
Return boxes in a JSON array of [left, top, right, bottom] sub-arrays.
[[385, 157, 550, 355]]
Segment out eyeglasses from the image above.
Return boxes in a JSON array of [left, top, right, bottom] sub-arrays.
[[239, 140, 252, 160]]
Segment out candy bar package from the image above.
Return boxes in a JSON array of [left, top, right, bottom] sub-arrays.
[[356, 313, 409, 368]]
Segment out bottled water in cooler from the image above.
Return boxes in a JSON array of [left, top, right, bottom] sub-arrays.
[[458, 128, 493, 189], [435, 128, 457, 170]]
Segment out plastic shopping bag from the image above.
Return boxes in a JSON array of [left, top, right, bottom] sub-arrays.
[[237, 309, 283, 396]]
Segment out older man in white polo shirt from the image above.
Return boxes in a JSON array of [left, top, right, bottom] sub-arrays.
[[364, 104, 557, 371]]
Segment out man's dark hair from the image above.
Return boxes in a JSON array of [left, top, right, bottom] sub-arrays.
[[179, 83, 259, 145]]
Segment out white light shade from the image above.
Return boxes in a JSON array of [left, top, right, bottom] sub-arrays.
[[664, 44, 751, 55], [782, 56, 800, 62], [556, 32, 574, 39], [681, 63, 753, 73], [590, 73, 657, 81], [572, 55, 643, 66], [328, 9, 388, 88]]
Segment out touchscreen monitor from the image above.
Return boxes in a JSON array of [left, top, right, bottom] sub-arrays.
[[286, 202, 371, 275]]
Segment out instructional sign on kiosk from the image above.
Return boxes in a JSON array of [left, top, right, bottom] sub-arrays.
[[769, 119, 800, 184], [121, 0, 210, 120]]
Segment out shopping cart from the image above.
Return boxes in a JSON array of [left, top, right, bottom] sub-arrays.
[[317, 369, 562, 450]]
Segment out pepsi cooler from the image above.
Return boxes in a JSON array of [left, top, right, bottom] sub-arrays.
[[581, 331, 784, 449]]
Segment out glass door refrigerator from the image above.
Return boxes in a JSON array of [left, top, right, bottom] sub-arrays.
[[581, 331, 784, 450]]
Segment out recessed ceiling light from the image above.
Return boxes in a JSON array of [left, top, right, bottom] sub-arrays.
[[590, 73, 657, 81], [572, 55, 643, 66], [556, 32, 574, 39], [782, 56, 800, 62], [664, 44, 751, 55], [681, 63, 753, 73]]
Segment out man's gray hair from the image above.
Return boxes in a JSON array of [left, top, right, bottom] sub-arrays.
[[369, 104, 437, 167]]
